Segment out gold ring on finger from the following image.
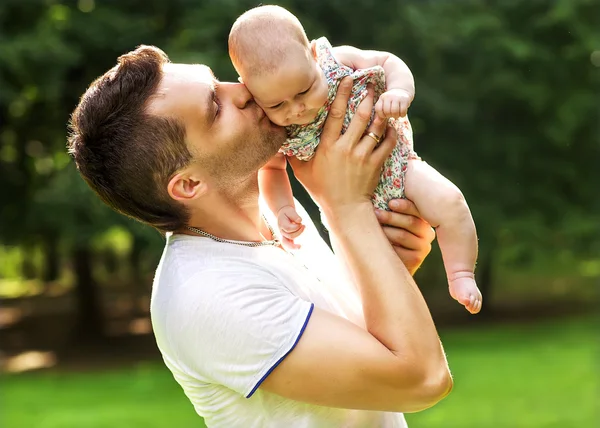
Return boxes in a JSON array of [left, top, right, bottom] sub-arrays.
[[365, 132, 381, 144]]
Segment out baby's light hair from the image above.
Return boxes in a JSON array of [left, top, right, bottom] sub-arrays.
[[229, 5, 311, 78]]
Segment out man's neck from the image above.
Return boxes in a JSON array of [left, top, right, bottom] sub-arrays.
[[183, 177, 274, 243]]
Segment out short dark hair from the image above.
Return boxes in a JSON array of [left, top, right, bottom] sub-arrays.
[[68, 45, 191, 233]]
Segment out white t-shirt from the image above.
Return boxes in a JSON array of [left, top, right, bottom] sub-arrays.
[[150, 201, 408, 428]]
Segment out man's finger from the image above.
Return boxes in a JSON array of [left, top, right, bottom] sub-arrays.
[[321, 77, 353, 146], [358, 116, 387, 153], [371, 125, 396, 167], [343, 85, 375, 146], [388, 198, 421, 218], [374, 205, 419, 230], [375, 99, 385, 119], [375, 202, 435, 242], [381, 226, 424, 251]]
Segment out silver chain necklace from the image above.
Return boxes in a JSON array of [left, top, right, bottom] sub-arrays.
[[186, 214, 281, 247]]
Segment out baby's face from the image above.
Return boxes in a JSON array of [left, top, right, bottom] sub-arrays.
[[244, 50, 328, 127]]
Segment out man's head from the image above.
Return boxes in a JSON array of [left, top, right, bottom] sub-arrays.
[[229, 5, 328, 126], [69, 45, 285, 233]]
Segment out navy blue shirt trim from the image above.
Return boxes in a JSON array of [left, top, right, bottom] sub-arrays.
[[246, 303, 315, 398]]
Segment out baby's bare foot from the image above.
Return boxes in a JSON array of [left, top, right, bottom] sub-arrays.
[[449, 275, 482, 314]]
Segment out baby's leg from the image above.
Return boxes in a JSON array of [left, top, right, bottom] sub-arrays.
[[404, 159, 482, 314]]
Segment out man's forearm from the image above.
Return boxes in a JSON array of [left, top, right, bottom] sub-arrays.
[[325, 202, 445, 371]]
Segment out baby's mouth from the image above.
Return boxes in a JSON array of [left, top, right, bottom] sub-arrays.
[[294, 110, 318, 125]]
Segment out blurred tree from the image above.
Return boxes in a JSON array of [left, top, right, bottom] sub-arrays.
[[1, 0, 185, 341], [0, 0, 597, 336]]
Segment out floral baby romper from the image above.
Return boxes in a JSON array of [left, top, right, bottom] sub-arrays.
[[281, 37, 419, 211]]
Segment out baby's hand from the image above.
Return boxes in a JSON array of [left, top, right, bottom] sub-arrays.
[[375, 89, 413, 119], [277, 205, 305, 250]]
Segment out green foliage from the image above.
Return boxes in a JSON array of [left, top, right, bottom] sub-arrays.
[[0, 0, 598, 278]]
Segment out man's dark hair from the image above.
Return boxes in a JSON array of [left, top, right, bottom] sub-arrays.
[[68, 45, 191, 233]]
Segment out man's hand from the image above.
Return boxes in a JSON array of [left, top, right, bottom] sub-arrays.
[[375, 199, 436, 274], [375, 88, 413, 119], [288, 77, 395, 221], [277, 205, 305, 250]]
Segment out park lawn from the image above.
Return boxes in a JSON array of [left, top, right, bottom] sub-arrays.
[[2, 316, 597, 428]]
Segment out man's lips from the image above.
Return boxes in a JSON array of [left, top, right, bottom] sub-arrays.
[[256, 106, 267, 121]]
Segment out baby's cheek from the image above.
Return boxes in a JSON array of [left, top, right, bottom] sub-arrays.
[[315, 84, 329, 109], [265, 110, 287, 127]]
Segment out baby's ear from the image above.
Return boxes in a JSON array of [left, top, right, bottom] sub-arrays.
[[237, 76, 244, 84]]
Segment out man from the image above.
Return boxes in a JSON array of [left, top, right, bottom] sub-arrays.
[[68, 46, 452, 427]]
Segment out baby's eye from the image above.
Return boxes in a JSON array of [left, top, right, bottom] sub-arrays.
[[268, 102, 283, 110], [299, 86, 312, 95]]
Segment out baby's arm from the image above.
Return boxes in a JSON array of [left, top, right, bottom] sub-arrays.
[[258, 153, 305, 249], [332, 45, 414, 117]]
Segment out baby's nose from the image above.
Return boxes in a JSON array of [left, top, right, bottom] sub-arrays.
[[294, 103, 306, 115]]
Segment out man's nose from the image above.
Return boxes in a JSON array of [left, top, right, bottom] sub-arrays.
[[220, 82, 253, 109]]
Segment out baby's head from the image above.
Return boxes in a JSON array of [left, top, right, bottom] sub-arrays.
[[229, 5, 328, 127]]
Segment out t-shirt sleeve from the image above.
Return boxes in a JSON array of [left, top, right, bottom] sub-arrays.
[[169, 267, 314, 398]]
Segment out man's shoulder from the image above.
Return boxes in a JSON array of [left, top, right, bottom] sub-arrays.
[[155, 236, 280, 288]]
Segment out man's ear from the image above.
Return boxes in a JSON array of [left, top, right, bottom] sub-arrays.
[[167, 170, 208, 203]]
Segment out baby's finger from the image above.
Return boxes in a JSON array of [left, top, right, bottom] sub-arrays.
[[286, 210, 303, 224], [280, 221, 302, 234], [284, 224, 305, 239], [282, 236, 300, 250], [384, 98, 393, 118], [390, 101, 401, 118], [400, 101, 409, 117]]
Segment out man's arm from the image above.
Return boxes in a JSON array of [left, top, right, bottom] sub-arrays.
[[263, 78, 452, 412]]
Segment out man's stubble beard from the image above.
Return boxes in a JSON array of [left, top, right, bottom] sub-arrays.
[[206, 126, 285, 187]]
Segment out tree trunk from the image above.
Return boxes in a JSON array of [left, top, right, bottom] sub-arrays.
[[42, 232, 60, 283], [129, 236, 148, 316], [72, 246, 104, 342], [21, 243, 37, 279]]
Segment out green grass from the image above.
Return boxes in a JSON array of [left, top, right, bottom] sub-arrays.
[[2, 316, 597, 428], [406, 316, 599, 428], [1, 363, 203, 428]]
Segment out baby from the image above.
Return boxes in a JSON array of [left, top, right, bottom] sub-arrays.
[[229, 5, 482, 314]]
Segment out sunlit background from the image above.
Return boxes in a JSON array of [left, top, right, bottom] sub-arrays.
[[1, 0, 598, 427]]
